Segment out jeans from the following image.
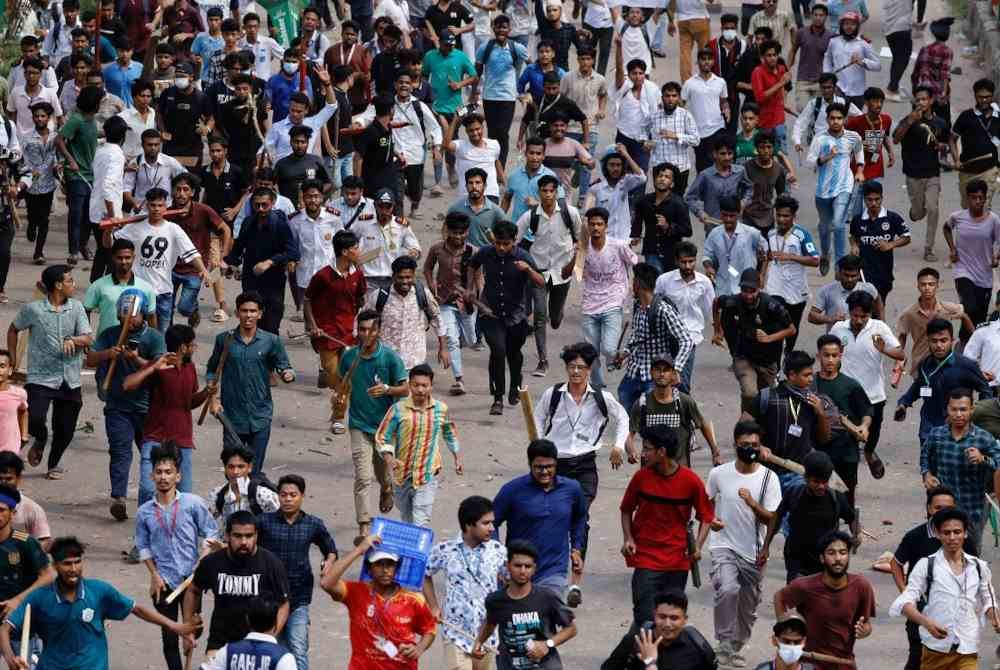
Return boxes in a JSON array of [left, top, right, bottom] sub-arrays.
[[581, 307, 623, 389], [617, 375, 654, 413], [886, 30, 913, 92], [739, 3, 756, 33], [278, 605, 310, 670], [556, 453, 598, 557], [152, 586, 183, 670], [695, 128, 727, 173], [615, 131, 650, 175], [534, 572, 568, 599], [777, 470, 805, 536], [394, 477, 438, 527], [154, 292, 174, 333], [584, 23, 613, 74], [25, 190, 55, 259], [237, 425, 272, 475], [65, 177, 91, 256], [771, 124, 787, 153], [567, 130, 600, 204], [531, 278, 571, 363], [483, 100, 516, 169], [105, 409, 145, 499], [138, 441, 193, 507], [0, 224, 13, 292], [25, 382, 82, 471], [480, 317, 530, 399], [643, 254, 673, 275], [440, 304, 476, 379], [815, 190, 852, 262], [790, 0, 812, 27], [327, 153, 354, 191], [172, 272, 202, 319], [679, 344, 696, 392]]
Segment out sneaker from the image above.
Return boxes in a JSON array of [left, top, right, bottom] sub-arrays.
[[924, 249, 938, 262], [489, 399, 503, 415], [471, 340, 486, 352], [124, 545, 141, 564], [449, 380, 466, 396], [714, 641, 733, 668], [729, 642, 747, 668], [885, 91, 906, 102], [67, 254, 79, 267], [651, 48, 667, 58], [331, 420, 346, 435], [81, 246, 93, 261], [110, 497, 128, 521], [33, 255, 45, 266], [532, 361, 548, 377], [819, 256, 830, 276], [429, 184, 444, 198], [507, 389, 520, 406]]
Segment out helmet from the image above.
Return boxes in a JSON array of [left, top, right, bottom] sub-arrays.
[[839, 10, 861, 25]]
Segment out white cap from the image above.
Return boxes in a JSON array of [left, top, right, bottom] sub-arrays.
[[368, 550, 400, 564]]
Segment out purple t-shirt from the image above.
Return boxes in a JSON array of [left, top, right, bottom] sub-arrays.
[[945, 210, 1000, 288], [582, 239, 637, 315]]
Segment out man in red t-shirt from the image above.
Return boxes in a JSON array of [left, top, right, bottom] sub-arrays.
[[620, 424, 715, 628], [124, 323, 212, 508], [304, 229, 367, 434], [751, 39, 792, 151], [168, 173, 233, 328], [845, 88, 894, 219], [321, 534, 437, 670]]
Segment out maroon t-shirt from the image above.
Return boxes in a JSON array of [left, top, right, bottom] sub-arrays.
[[304, 265, 367, 352], [143, 363, 199, 448], [168, 203, 225, 275]]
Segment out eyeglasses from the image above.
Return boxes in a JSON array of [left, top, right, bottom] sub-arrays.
[[566, 364, 589, 372], [531, 463, 556, 471]]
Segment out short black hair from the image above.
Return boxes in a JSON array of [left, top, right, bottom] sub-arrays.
[[817, 529, 853, 555], [845, 290, 874, 314], [236, 291, 265, 311], [816, 333, 842, 350], [733, 420, 762, 442], [409, 362, 434, 381], [278, 474, 306, 493], [0, 452, 24, 476], [50, 536, 85, 561], [104, 115, 128, 145], [947, 387, 973, 403], [639, 425, 679, 459], [632, 262, 659, 291], [111, 238, 135, 253], [464, 167, 487, 184], [925, 485, 956, 506], [356, 308, 381, 329], [390, 255, 418, 275], [931, 507, 970, 531], [507, 539, 538, 562], [334, 230, 359, 256], [803, 450, 834, 480], [774, 194, 799, 213], [221, 445, 255, 465], [926, 317, 953, 338], [559, 342, 598, 367], [674, 241, 698, 260], [783, 350, 814, 376], [150, 442, 181, 469], [863, 86, 885, 101], [300, 178, 324, 195], [654, 590, 688, 614], [527, 439, 558, 462], [41, 264, 71, 293], [171, 171, 200, 190], [458, 495, 493, 531], [226, 510, 257, 533], [585, 207, 609, 223], [718, 195, 740, 214], [165, 324, 195, 353], [826, 102, 848, 118], [145, 187, 169, 203], [492, 220, 517, 241], [838, 254, 863, 272], [965, 178, 988, 196], [444, 212, 471, 231], [246, 598, 280, 632]]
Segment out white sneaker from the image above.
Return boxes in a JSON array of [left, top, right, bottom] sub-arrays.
[[714, 641, 732, 667], [885, 91, 906, 102]]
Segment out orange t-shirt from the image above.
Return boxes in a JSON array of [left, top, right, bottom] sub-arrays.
[[342, 581, 437, 670]]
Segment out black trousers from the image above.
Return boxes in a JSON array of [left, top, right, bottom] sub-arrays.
[[480, 316, 529, 399], [670, 168, 689, 196], [0, 224, 13, 292], [956, 277, 991, 340], [886, 30, 913, 92], [25, 191, 55, 259], [913, 0, 927, 23], [694, 128, 726, 173], [557, 452, 598, 557], [632, 568, 687, 623], [483, 100, 516, 169], [584, 23, 613, 74], [867, 400, 886, 455], [531, 277, 571, 363], [153, 586, 183, 670], [774, 297, 807, 355], [904, 618, 922, 670], [396, 163, 424, 208], [26, 382, 83, 470], [88, 223, 111, 281]]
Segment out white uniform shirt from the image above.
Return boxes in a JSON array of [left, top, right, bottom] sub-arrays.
[[289, 209, 342, 287], [325, 195, 377, 230], [829, 317, 900, 404], [532, 384, 629, 458], [965, 321, 1000, 387], [354, 96, 443, 166], [514, 202, 583, 286], [352, 218, 421, 278], [89, 142, 126, 224], [123, 152, 187, 208], [654, 270, 716, 346]]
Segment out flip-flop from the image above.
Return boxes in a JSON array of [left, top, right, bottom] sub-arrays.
[[26, 444, 43, 468], [45, 468, 64, 480], [211, 309, 228, 323], [379, 487, 394, 514], [867, 455, 886, 480]]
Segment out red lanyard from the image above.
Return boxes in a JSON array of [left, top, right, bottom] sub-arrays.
[[153, 498, 180, 539]]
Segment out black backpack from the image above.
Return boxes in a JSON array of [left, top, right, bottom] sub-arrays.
[[375, 280, 435, 329], [923, 554, 984, 604], [518, 201, 576, 252], [544, 383, 610, 445], [476, 39, 525, 76], [214, 475, 279, 516]]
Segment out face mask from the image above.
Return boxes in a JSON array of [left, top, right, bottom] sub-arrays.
[[777, 643, 805, 664], [282, 62, 298, 75], [174, 77, 189, 89], [736, 446, 758, 463], [722, 29, 737, 41]]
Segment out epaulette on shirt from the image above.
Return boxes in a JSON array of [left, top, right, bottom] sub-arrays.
[[11, 531, 29, 542]]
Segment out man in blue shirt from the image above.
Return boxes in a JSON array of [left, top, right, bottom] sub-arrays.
[[501, 136, 565, 227], [267, 50, 315, 124], [102, 37, 142, 107], [493, 439, 587, 601], [190, 7, 224, 84], [477, 15, 529, 169], [0, 535, 194, 670]]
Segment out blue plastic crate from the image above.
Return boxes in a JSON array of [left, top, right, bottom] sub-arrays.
[[359, 517, 434, 590]]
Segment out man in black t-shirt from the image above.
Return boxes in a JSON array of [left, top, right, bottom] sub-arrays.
[[472, 540, 576, 669], [199, 137, 249, 226], [215, 73, 270, 179], [630, 164, 694, 274], [849, 181, 911, 302], [948, 78, 1000, 210], [520, 71, 589, 142], [890, 486, 977, 670], [158, 62, 214, 165], [354, 96, 401, 200], [182, 510, 290, 653], [424, 0, 473, 50], [273, 126, 332, 206]]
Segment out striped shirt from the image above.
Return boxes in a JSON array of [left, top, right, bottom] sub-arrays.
[[806, 130, 864, 199], [375, 398, 460, 487]]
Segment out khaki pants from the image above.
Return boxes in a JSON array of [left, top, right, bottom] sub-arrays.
[[958, 166, 999, 209], [733, 357, 778, 414], [905, 176, 941, 254], [319, 348, 347, 420], [350, 429, 390, 526], [794, 80, 821, 113], [444, 642, 495, 670], [919, 646, 978, 670], [678, 18, 710, 83]]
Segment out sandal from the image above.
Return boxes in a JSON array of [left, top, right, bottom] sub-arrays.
[[211, 308, 228, 323], [379, 487, 394, 514], [26, 444, 43, 467], [566, 585, 583, 608], [45, 467, 64, 480], [866, 454, 886, 480]]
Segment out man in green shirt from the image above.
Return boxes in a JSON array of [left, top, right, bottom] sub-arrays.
[[421, 33, 478, 117], [814, 334, 872, 509], [54, 85, 101, 265], [973, 396, 1000, 440], [334, 309, 408, 544], [82, 239, 158, 335]]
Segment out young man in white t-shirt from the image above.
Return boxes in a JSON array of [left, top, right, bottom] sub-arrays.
[[682, 48, 731, 172], [707, 419, 782, 669], [103, 187, 210, 332], [442, 112, 504, 201]]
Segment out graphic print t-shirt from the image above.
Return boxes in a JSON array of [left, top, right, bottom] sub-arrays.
[[193, 547, 289, 648], [113, 221, 201, 294], [486, 587, 574, 669]]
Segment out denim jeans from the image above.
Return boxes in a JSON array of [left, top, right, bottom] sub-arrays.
[[777, 470, 805, 536], [65, 177, 92, 256], [279, 605, 310, 670], [155, 292, 174, 333], [138, 441, 194, 507], [332, 153, 354, 190], [393, 477, 438, 527], [581, 307, 623, 389], [440, 304, 476, 379], [567, 130, 600, 204], [679, 344, 696, 392], [815, 190, 852, 262], [643, 254, 672, 275], [172, 272, 202, 319], [238, 425, 273, 475], [617, 375, 654, 413], [106, 409, 145, 499], [771, 124, 787, 153], [534, 572, 568, 600]]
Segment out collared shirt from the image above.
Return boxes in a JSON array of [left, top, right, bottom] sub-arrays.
[[655, 271, 716, 346], [966, 321, 1000, 386], [897, 300, 967, 377], [289, 209, 342, 287], [19, 128, 58, 195], [587, 173, 646, 241], [751, 381, 824, 467], [478, 39, 530, 102], [426, 536, 507, 653], [814, 280, 879, 331], [258, 510, 337, 607], [631, 192, 692, 264], [618, 24, 652, 72], [209, 476, 281, 522], [765, 225, 819, 305], [603, 626, 718, 670], [226, 212, 300, 290], [493, 474, 587, 580], [13, 298, 91, 390], [207, 328, 293, 433], [624, 297, 694, 381], [822, 35, 881, 97], [685, 165, 751, 219], [748, 9, 794, 53], [135, 492, 219, 590], [238, 36, 285, 81], [514, 202, 583, 285], [890, 549, 996, 655], [830, 318, 900, 404], [503, 165, 562, 227], [900, 353, 993, 441], [719, 292, 792, 366], [117, 106, 157, 162], [7, 85, 61, 139], [123, 152, 187, 208], [305, 264, 366, 352], [649, 105, 700, 173], [363, 286, 445, 370], [533, 384, 629, 457], [354, 96, 442, 165], [613, 79, 660, 141], [94, 324, 166, 413], [807, 130, 864, 198], [375, 398, 460, 486], [912, 41, 953, 101], [82, 273, 157, 335], [6, 579, 134, 670], [424, 241, 474, 305], [792, 95, 861, 147], [703, 223, 765, 296], [681, 73, 728, 138], [920, 424, 1000, 524], [326, 195, 376, 232], [469, 246, 540, 326], [351, 218, 421, 278], [88, 142, 126, 224], [263, 102, 338, 162], [202, 632, 297, 670], [559, 69, 608, 134], [103, 60, 143, 106]]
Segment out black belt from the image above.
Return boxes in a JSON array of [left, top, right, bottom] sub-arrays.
[[557, 451, 598, 465]]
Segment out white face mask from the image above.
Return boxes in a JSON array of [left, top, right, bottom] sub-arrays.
[[282, 62, 298, 75], [722, 29, 738, 41], [174, 77, 190, 89], [777, 643, 805, 664]]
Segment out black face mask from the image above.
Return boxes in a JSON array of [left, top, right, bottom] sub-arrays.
[[736, 446, 758, 463]]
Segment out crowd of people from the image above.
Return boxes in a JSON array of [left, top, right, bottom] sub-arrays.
[[0, 0, 998, 668]]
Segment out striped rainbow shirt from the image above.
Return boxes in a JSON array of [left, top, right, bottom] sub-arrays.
[[375, 398, 460, 487]]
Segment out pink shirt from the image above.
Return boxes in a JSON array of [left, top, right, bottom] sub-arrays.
[[0, 386, 27, 454], [14, 495, 50, 540], [582, 239, 637, 315]]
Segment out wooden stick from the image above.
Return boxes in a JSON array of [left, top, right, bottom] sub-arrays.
[[102, 296, 140, 393], [198, 333, 233, 426], [286, 329, 351, 349], [98, 209, 186, 229], [519, 388, 538, 441], [19, 603, 30, 663], [332, 343, 365, 421], [165, 574, 195, 604], [761, 452, 848, 493], [956, 153, 995, 173], [803, 651, 856, 667]]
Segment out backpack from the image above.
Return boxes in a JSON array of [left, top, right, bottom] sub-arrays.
[[375, 280, 435, 329], [756, 384, 843, 435], [215, 475, 279, 516], [923, 555, 984, 605], [544, 383, 610, 445], [518, 200, 575, 252], [636, 390, 696, 454], [476, 39, 525, 77]]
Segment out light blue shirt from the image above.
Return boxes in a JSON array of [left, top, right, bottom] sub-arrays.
[[12, 298, 92, 390], [702, 222, 765, 296], [102, 60, 143, 106], [191, 33, 224, 83], [135, 492, 219, 589], [476, 39, 529, 102], [807, 130, 864, 199], [504, 165, 565, 225]]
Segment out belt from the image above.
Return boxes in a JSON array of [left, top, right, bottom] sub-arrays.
[[557, 451, 598, 464]]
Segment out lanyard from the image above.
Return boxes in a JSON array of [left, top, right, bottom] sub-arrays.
[[723, 230, 738, 259], [342, 44, 357, 64], [458, 544, 494, 591], [153, 498, 180, 539], [539, 94, 561, 116], [922, 352, 954, 385], [788, 399, 800, 426]]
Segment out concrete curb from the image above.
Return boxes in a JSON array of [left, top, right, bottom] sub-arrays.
[[966, 0, 1000, 81]]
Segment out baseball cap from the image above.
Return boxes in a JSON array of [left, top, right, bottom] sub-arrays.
[[175, 62, 194, 75], [651, 353, 674, 368], [440, 32, 456, 45], [739, 269, 761, 289], [374, 188, 395, 205], [773, 612, 808, 636], [368, 550, 399, 564]]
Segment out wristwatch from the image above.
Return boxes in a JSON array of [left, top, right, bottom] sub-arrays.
[[545, 639, 555, 649], [642, 656, 656, 667]]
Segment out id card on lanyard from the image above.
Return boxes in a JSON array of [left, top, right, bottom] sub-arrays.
[[920, 352, 953, 398]]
